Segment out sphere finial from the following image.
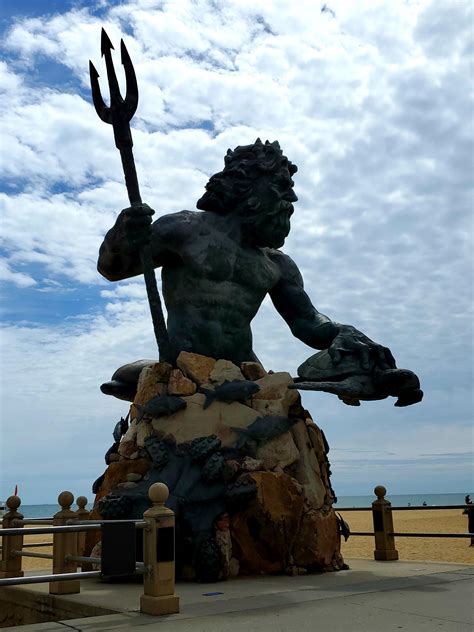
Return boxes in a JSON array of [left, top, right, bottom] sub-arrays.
[[58, 491, 74, 509], [77, 496, 88, 510], [6, 495, 21, 511], [148, 482, 169, 505], [374, 485, 387, 500]]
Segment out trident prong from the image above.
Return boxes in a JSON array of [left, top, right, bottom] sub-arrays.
[[89, 28, 171, 361], [121, 39, 139, 120], [89, 28, 138, 151], [89, 36, 138, 125], [89, 60, 111, 123]]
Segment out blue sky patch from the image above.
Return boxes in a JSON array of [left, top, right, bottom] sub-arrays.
[[0, 0, 127, 37], [1, 279, 104, 325]]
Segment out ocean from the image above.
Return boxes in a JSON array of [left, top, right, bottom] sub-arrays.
[[335, 492, 469, 509], [8, 504, 94, 519], [9, 493, 469, 518]]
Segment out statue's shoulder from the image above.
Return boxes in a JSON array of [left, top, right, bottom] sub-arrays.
[[265, 248, 299, 270], [153, 210, 204, 239], [154, 209, 201, 227], [265, 248, 287, 261], [264, 248, 303, 284]]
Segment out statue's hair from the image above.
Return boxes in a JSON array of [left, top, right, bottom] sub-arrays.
[[196, 139, 297, 215]]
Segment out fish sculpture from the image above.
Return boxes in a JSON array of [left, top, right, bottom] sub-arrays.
[[104, 442, 119, 464], [135, 395, 187, 422], [232, 414, 296, 450], [337, 513, 351, 541], [201, 380, 260, 410], [92, 472, 105, 494], [112, 415, 129, 443]]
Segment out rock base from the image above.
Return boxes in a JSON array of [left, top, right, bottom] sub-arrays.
[[89, 352, 344, 580]]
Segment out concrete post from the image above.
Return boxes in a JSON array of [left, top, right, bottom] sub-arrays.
[[0, 496, 24, 579], [49, 491, 80, 594], [372, 485, 399, 561], [140, 483, 180, 616], [75, 495, 89, 567]]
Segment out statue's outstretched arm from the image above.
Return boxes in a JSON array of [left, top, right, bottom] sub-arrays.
[[269, 251, 395, 370], [269, 250, 338, 349]]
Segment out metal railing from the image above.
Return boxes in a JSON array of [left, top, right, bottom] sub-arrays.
[[337, 485, 474, 560], [0, 483, 180, 616]]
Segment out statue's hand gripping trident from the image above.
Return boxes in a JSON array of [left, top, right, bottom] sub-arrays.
[[89, 29, 170, 361]]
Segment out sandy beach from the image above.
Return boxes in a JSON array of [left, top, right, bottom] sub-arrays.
[[5, 507, 472, 573], [340, 508, 473, 565]]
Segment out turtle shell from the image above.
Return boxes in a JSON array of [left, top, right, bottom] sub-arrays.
[[297, 349, 374, 382]]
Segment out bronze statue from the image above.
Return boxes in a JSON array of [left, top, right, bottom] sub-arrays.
[[96, 139, 416, 397]]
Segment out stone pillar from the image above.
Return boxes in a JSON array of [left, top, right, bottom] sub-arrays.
[[140, 483, 180, 616], [372, 485, 399, 561], [49, 491, 80, 594], [0, 496, 24, 579]]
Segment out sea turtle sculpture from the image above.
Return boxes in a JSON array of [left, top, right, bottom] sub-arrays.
[[290, 350, 423, 407]]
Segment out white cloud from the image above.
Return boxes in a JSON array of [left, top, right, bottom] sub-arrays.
[[0, 258, 36, 288], [0, 0, 472, 502]]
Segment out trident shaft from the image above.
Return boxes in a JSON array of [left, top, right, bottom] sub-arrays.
[[90, 28, 170, 361]]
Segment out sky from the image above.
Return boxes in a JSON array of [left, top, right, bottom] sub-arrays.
[[0, 0, 472, 505]]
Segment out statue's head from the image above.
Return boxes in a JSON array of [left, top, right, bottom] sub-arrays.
[[196, 139, 298, 248]]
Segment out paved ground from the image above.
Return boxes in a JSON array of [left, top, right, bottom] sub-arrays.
[[3, 559, 473, 631]]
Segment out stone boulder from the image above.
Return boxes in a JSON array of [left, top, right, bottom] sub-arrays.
[[168, 369, 197, 396], [241, 361, 266, 381], [230, 471, 305, 574], [93, 354, 344, 580], [289, 420, 326, 509], [256, 432, 300, 470], [176, 351, 216, 385], [252, 371, 300, 417], [210, 359, 245, 384], [293, 509, 342, 569], [150, 393, 260, 447]]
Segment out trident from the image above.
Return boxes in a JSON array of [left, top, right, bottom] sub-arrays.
[[89, 29, 170, 361]]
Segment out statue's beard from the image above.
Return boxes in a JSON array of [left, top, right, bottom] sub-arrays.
[[253, 226, 288, 248], [240, 203, 293, 248]]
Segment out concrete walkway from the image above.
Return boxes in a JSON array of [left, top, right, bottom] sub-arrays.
[[3, 559, 473, 631]]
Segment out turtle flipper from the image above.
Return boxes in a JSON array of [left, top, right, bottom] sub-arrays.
[[290, 379, 361, 397], [394, 388, 424, 407], [339, 396, 361, 406]]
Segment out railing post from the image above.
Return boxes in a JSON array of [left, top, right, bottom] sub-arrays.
[[372, 485, 399, 561], [0, 496, 24, 579], [49, 491, 80, 594], [140, 483, 180, 616], [75, 495, 89, 567]]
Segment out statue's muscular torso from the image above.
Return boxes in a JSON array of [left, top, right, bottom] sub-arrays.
[[159, 211, 283, 363], [99, 210, 284, 364]]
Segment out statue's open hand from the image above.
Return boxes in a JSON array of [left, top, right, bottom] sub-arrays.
[[119, 203, 155, 250], [328, 324, 396, 371]]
